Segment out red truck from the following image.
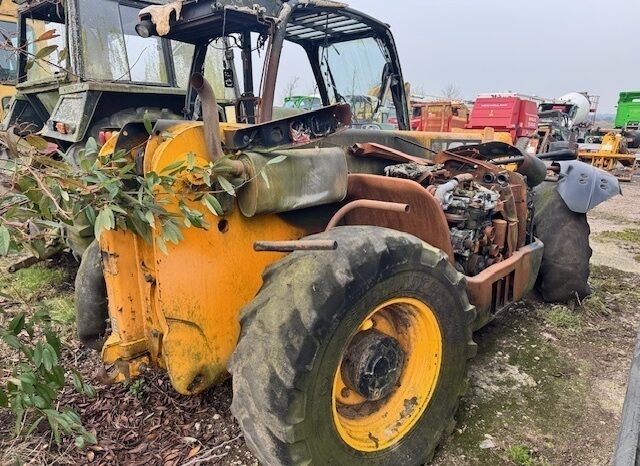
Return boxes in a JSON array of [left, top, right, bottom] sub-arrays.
[[466, 95, 539, 147]]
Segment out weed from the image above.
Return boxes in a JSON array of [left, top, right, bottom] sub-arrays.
[[544, 305, 580, 331], [580, 294, 611, 319], [507, 445, 536, 466], [42, 296, 75, 325], [598, 228, 640, 245], [127, 379, 145, 399]]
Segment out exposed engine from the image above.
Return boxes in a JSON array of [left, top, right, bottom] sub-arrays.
[[385, 162, 517, 276], [439, 180, 502, 275]]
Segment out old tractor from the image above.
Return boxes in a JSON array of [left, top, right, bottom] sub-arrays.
[[2, 0, 191, 149], [0, 0, 203, 253], [73, 1, 621, 464], [0, 0, 17, 119]]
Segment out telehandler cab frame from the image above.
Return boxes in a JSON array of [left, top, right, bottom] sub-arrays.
[[75, 1, 621, 464]]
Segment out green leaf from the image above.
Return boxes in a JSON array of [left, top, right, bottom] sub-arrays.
[[144, 210, 155, 228], [34, 344, 43, 368], [202, 194, 222, 216], [25, 134, 49, 151], [8, 313, 25, 335], [84, 205, 96, 225], [58, 47, 68, 63], [0, 389, 8, 407], [266, 155, 287, 165], [155, 236, 168, 255], [45, 330, 62, 356], [2, 333, 21, 349], [217, 176, 236, 196], [0, 225, 10, 255], [94, 207, 115, 240], [160, 160, 185, 174], [143, 111, 153, 135], [75, 436, 85, 449], [34, 44, 58, 60], [84, 138, 98, 158]]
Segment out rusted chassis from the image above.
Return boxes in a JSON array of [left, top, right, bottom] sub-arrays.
[[96, 127, 543, 395]]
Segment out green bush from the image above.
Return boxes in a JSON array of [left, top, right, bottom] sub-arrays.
[[0, 309, 96, 447]]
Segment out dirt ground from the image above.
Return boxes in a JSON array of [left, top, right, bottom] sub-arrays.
[[1, 177, 639, 466]]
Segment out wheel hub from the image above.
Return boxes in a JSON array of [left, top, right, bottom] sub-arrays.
[[341, 329, 405, 401]]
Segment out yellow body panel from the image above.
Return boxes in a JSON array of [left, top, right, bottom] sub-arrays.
[[100, 122, 310, 394], [99, 121, 511, 394]]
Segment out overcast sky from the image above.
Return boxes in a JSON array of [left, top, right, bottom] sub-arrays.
[[337, 0, 638, 114]]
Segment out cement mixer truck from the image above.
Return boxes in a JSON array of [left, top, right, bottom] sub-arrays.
[[532, 92, 596, 154]]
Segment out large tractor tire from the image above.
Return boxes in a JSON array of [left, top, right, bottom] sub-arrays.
[[74, 240, 109, 350], [229, 226, 476, 465], [533, 181, 592, 302]]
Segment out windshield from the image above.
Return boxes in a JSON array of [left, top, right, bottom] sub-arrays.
[[78, 0, 169, 83], [0, 21, 17, 83], [25, 18, 67, 82], [319, 37, 397, 125]]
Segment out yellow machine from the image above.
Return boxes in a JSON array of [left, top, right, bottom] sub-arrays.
[[578, 132, 638, 181], [0, 0, 17, 119], [72, 2, 620, 465]]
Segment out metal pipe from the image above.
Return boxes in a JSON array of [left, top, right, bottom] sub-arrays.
[[190, 73, 225, 163], [493, 219, 507, 250], [254, 240, 338, 252], [191, 73, 244, 176], [325, 200, 410, 231]]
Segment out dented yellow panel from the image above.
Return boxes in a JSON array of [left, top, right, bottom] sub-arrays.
[[100, 123, 310, 394]]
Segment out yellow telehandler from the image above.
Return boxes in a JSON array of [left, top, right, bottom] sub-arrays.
[[74, 1, 621, 464]]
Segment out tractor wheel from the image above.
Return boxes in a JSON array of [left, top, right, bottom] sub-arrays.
[[74, 240, 108, 350], [533, 182, 592, 302], [229, 226, 476, 465]]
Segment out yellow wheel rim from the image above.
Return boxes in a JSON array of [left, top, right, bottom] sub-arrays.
[[332, 297, 443, 452]]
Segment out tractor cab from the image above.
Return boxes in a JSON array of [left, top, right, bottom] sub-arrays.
[[2, 0, 186, 147], [136, 0, 410, 130]]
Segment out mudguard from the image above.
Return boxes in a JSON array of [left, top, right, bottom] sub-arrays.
[[553, 160, 621, 213]]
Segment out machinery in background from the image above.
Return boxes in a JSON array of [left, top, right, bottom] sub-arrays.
[[464, 94, 539, 150], [578, 132, 638, 182], [0, 0, 17, 119], [585, 91, 640, 148], [614, 91, 640, 148], [408, 99, 469, 132]]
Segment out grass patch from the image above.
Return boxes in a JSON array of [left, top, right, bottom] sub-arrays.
[[544, 305, 581, 331], [42, 295, 75, 325], [598, 228, 640, 244], [580, 294, 611, 318], [0, 264, 67, 301], [506, 445, 537, 466]]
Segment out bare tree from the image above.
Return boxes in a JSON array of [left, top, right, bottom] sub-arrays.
[[441, 83, 462, 100], [283, 76, 300, 98]]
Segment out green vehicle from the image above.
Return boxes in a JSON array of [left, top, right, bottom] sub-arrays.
[[283, 95, 322, 111], [615, 92, 640, 131], [615, 92, 640, 148]]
